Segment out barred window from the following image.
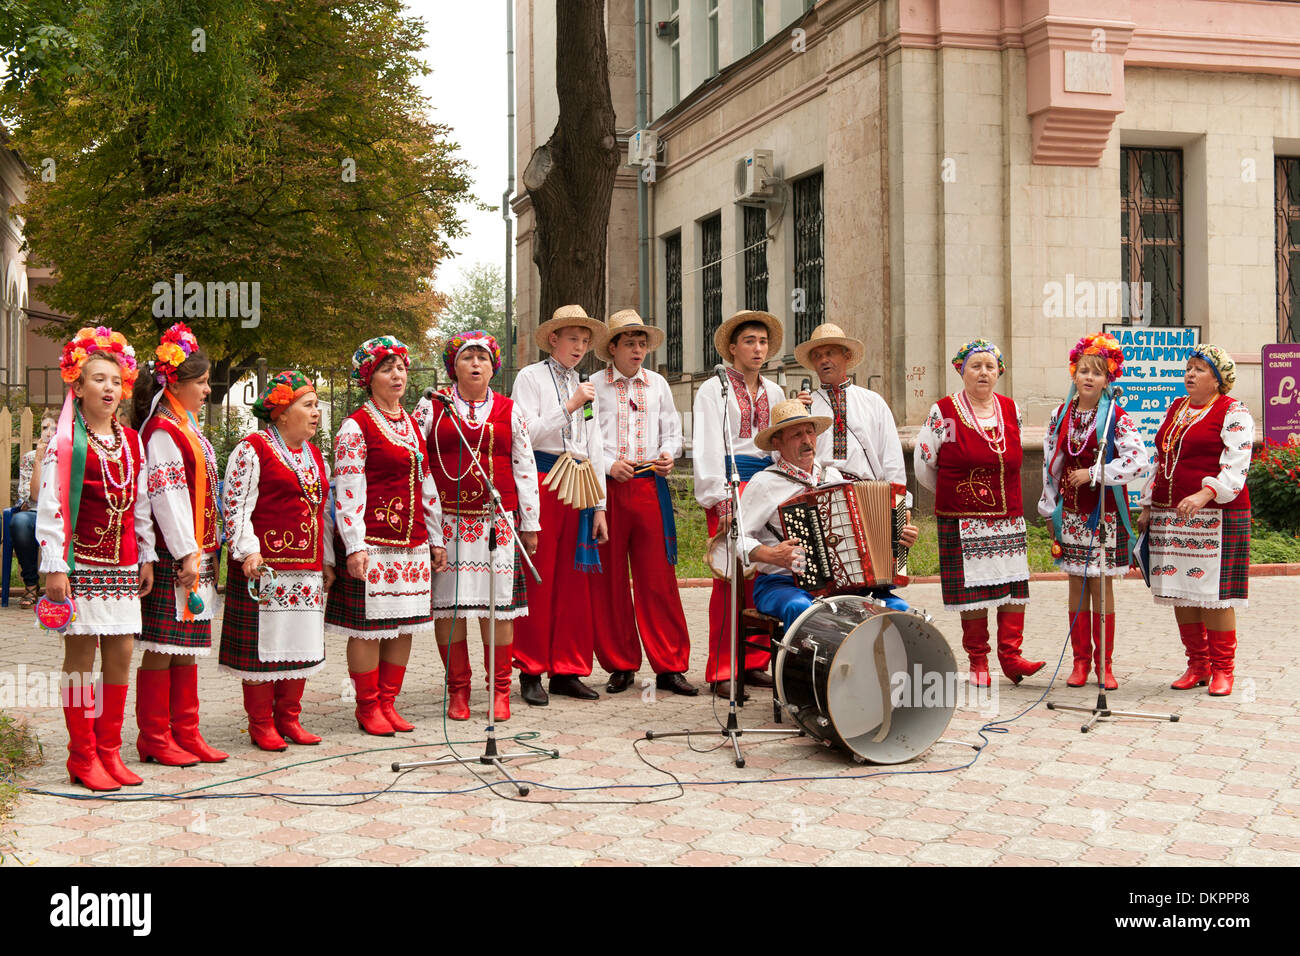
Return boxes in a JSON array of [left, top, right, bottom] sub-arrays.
[[701, 214, 723, 369], [792, 172, 825, 346], [1121, 148, 1183, 326], [664, 232, 683, 374], [743, 205, 769, 312], [1277, 157, 1300, 343]]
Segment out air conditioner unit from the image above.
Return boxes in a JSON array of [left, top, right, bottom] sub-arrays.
[[734, 149, 776, 203], [628, 129, 660, 167]]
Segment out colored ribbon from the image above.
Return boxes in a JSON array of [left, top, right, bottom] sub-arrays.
[[162, 389, 208, 620], [55, 392, 88, 572]]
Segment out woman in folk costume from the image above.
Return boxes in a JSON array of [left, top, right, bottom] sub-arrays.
[[326, 336, 446, 735], [219, 372, 335, 749], [914, 339, 1043, 687], [1039, 333, 1148, 690], [37, 327, 156, 791], [129, 323, 227, 765], [412, 331, 540, 722], [1138, 345, 1253, 697]]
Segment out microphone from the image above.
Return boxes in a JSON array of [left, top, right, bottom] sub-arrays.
[[714, 364, 727, 383], [424, 387, 453, 407], [578, 371, 593, 421], [1111, 385, 1124, 401], [800, 377, 811, 394]]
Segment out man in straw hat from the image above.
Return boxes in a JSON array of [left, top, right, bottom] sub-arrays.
[[592, 309, 698, 697], [739, 400, 920, 635], [692, 309, 786, 695], [511, 304, 611, 704]]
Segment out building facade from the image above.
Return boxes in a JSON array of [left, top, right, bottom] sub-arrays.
[[513, 0, 1300, 436]]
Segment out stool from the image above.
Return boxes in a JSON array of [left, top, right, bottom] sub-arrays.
[[741, 608, 785, 722]]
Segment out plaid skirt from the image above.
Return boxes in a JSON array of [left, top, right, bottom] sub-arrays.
[[937, 517, 1030, 610], [138, 547, 215, 655], [218, 562, 325, 681], [324, 566, 435, 639], [1150, 506, 1250, 608]]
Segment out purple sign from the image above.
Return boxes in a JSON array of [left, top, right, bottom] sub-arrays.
[[1263, 344, 1300, 446]]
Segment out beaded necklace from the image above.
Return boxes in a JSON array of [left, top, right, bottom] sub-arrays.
[[364, 399, 424, 470], [433, 395, 490, 483], [1066, 398, 1098, 457], [266, 425, 323, 508], [955, 391, 1007, 455], [1159, 395, 1218, 481], [84, 415, 135, 514], [453, 384, 490, 426]]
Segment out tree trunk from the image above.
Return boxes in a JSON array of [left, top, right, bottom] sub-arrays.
[[524, 0, 619, 334]]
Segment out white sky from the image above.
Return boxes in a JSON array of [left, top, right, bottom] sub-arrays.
[[406, 1, 511, 298]]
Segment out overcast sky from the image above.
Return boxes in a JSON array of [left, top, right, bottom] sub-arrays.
[[406, 1, 510, 297]]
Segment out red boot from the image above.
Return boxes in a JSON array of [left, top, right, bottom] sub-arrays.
[[960, 616, 991, 688], [485, 641, 512, 722], [1091, 612, 1118, 690], [996, 608, 1044, 684], [1171, 621, 1211, 689], [94, 682, 142, 786], [242, 681, 287, 751], [274, 679, 322, 744], [438, 641, 471, 721], [1066, 612, 1092, 687], [63, 683, 119, 792], [169, 664, 228, 762], [377, 661, 415, 732], [1207, 629, 1236, 697], [351, 668, 396, 736], [135, 668, 200, 766]]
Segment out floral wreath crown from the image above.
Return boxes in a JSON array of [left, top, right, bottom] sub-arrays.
[[153, 323, 201, 386], [59, 326, 139, 397]]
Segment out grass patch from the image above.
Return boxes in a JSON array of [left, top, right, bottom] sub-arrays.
[[1251, 525, 1300, 564], [0, 710, 43, 853]]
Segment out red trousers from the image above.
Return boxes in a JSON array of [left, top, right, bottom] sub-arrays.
[[513, 478, 606, 677], [595, 476, 690, 675], [706, 502, 770, 682]]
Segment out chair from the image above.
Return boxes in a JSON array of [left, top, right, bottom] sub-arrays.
[[732, 556, 786, 721], [1, 504, 19, 607]]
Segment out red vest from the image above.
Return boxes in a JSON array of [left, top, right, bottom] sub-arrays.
[[1053, 404, 1133, 518], [246, 432, 329, 571], [74, 426, 144, 567], [934, 393, 1024, 519], [141, 410, 221, 555], [350, 405, 430, 548], [1149, 397, 1251, 511], [428, 390, 519, 516]]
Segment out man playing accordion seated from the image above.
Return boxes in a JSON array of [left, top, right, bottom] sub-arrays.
[[739, 400, 920, 636]]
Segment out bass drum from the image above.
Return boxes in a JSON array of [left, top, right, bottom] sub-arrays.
[[774, 595, 956, 764]]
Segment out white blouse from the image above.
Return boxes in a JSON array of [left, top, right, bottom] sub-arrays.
[[511, 359, 607, 509], [691, 372, 785, 512], [222, 437, 336, 566]]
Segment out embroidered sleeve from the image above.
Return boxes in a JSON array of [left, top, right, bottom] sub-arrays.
[[692, 380, 727, 511], [222, 439, 261, 561], [1038, 403, 1064, 519], [913, 403, 947, 493], [512, 406, 542, 533], [1100, 410, 1149, 488], [35, 440, 68, 573], [411, 395, 434, 439], [133, 434, 158, 564], [1203, 401, 1254, 504], [146, 429, 198, 559], [333, 418, 368, 556]]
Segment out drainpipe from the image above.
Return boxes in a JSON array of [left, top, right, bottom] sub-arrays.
[[504, 0, 517, 367], [636, 0, 650, 322]]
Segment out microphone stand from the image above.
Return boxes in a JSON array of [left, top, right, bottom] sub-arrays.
[[644, 366, 799, 768], [1048, 385, 1177, 733], [393, 391, 555, 795]]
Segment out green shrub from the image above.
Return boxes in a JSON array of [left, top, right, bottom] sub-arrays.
[[1248, 438, 1300, 536]]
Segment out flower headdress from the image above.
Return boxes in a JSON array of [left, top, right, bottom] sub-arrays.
[[351, 335, 410, 387], [153, 323, 201, 386], [442, 330, 502, 379], [1068, 332, 1124, 382], [253, 370, 316, 422], [59, 326, 139, 397], [951, 339, 1005, 376], [1188, 344, 1236, 393]]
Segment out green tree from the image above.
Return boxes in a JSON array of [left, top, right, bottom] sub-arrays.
[[435, 261, 507, 345], [1, 0, 472, 392]]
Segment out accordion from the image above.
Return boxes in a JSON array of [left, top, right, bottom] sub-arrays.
[[777, 480, 909, 596]]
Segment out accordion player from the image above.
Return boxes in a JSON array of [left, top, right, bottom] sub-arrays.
[[776, 479, 911, 597]]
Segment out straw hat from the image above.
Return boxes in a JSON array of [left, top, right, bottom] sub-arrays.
[[713, 310, 783, 364], [534, 304, 609, 355], [754, 398, 832, 452], [794, 322, 865, 372], [603, 308, 665, 359]]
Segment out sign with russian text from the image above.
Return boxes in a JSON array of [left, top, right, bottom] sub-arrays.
[[1263, 344, 1300, 446], [1103, 326, 1200, 507]]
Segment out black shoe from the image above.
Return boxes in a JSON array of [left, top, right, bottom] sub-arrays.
[[519, 673, 549, 707], [744, 668, 774, 688], [711, 680, 749, 702], [605, 670, 637, 694], [655, 672, 699, 696], [548, 675, 600, 701]]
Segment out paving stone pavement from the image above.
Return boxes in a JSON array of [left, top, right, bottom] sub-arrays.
[[2, 578, 1297, 867]]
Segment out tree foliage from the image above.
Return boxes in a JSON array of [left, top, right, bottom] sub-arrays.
[[434, 261, 506, 348], [1, 0, 472, 388]]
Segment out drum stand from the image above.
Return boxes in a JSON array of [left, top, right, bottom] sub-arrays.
[[392, 396, 555, 795], [644, 370, 799, 768], [1047, 386, 1178, 733]]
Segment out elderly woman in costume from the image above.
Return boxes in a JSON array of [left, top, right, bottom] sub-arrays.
[[129, 323, 228, 765], [1137, 345, 1253, 697], [1039, 333, 1148, 690], [413, 331, 540, 722], [914, 340, 1042, 687], [326, 336, 446, 735], [37, 327, 156, 791], [219, 372, 335, 749]]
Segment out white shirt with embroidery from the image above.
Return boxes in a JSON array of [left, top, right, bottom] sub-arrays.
[[36, 429, 158, 574], [1137, 399, 1255, 507], [511, 359, 607, 509], [691, 371, 785, 514], [593, 364, 682, 469], [222, 436, 336, 566], [145, 426, 215, 559], [738, 461, 843, 577], [810, 382, 905, 484]]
